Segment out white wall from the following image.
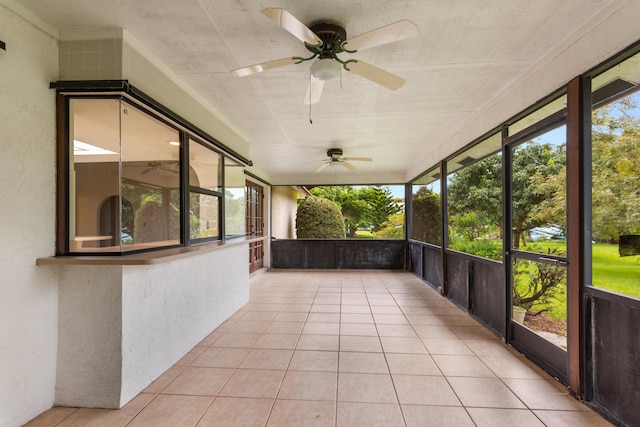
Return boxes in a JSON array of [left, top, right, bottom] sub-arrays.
[[272, 186, 302, 239], [55, 245, 249, 409], [0, 3, 60, 427]]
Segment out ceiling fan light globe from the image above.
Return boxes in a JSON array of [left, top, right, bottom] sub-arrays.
[[311, 58, 341, 81]]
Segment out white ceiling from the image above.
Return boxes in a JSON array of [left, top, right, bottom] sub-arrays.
[[17, 0, 628, 185]]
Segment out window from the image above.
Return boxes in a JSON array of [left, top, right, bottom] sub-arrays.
[[69, 98, 181, 252], [224, 157, 246, 238], [189, 139, 222, 242], [590, 50, 640, 299], [446, 132, 503, 260], [410, 167, 441, 245], [61, 92, 246, 254]]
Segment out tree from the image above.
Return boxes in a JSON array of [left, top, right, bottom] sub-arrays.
[[411, 186, 441, 245], [296, 196, 346, 238], [591, 97, 640, 242], [309, 186, 402, 237], [374, 212, 404, 239]]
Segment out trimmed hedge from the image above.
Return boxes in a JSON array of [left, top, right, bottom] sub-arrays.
[[296, 196, 346, 238]]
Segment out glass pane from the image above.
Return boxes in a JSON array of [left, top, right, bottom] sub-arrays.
[[121, 101, 181, 250], [411, 167, 441, 245], [224, 157, 246, 238], [513, 258, 567, 349], [447, 137, 503, 261], [190, 139, 221, 192], [190, 192, 220, 240], [591, 52, 640, 299], [69, 98, 121, 252], [511, 126, 566, 253]]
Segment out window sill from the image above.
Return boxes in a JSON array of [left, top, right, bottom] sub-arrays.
[[36, 236, 267, 266]]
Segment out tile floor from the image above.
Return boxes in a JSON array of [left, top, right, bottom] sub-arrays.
[[26, 270, 612, 427]]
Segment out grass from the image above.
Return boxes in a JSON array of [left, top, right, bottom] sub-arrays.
[[591, 243, 640, 299]]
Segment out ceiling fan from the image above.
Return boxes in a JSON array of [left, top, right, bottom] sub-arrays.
[[125, 160, 179, 175], [315, 148, 373, 172], [232, 8, 419, 104]]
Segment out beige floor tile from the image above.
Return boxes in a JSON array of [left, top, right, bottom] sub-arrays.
[[392, 375, 461, 406], [385, 353, 441, 376], [341, 298, 369, 306], [448, 377, 526, 408], [192, 347, 249, 368], [340, 304, 371, 314], [198, 331, 223, 347], [277, 371, 337, 401], [340, 313, 374, 324], [273, 311, 308, 322], [280, 303, 312, 312], [406, 314, 445, 325], [374, 314, 409, 325], [340, 323, 378, 336], [302, 322, 340, 335], [376, 324, 417, 337], [503, 378, 586, 410], [264, 321, 305, 334], [401, 305, 435, 315], [289, 350, 338, 372], [239, 348, 293, 370], [370, 305, 403, 314], [296, 334, 340, 351], [314, 297, 341, 305], [466, 408, 545, 427], [533, 409, 613, 427], [412, 325, 458, 339], [127, 394, 213, 427], [380, 336, 428, 354], [162, 367, 234, 396], [367, 298, 397, 306], [220, 369, 286, 399], [226, 319, 270, 334], [268, 399, 336, 427], [339, 352, 389, 374], [240, 310, 278, 321], [197, 397, 273, 427], [336, 402, 404, 427], [464, 338, 520, 357], [210, 332, 261, 348], [253, 333, 300, 350], [340, 335, 383, 352], [247, 303, 284, 311], [175, 346, 208, 366], [432, 354, 496, 377], [338, 373, 397, 404], [143, 365, 186, 393], [481, 355, 547, 379], [56, 393, 156, 427], [307, 312, 341, 323], [310, 304, 341, 313], [450, 325, 497, 340], [24, 407, 79, 427], [402, 405, 475, 426], [421, 337, 474, 355]]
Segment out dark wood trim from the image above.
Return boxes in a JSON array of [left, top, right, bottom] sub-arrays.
[[55, 94, 68, 255], [439, 160, 448, 295], [566, 75, 587, 398]]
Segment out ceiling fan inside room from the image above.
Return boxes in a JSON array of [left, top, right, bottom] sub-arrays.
[[231, 8, 419, 104], [315, 148, 373, 172]]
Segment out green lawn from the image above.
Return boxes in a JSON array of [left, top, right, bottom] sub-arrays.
[[591, 243, 640, 299]]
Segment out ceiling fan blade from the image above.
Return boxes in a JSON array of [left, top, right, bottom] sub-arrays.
[[340, 161, 358, 171], [262, 8, 322, 47], [343, 156, 373, 162], [345, 60, 405, 90], [342, 19, 418, 52], [232, 57, 299, 77], [315, 161, 331, 173], [304, 75, 325, 105]]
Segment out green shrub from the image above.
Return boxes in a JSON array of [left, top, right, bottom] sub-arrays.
[[296, 196, 346, 238], [448, 236, 503, 261]]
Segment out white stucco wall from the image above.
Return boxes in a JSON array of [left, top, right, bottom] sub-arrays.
[[55, 244, 249, 409], [0, 3, 59, 427], [272, 186, 302, 239]]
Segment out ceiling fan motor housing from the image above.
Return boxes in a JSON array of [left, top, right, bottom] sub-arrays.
[[327, 148, 343, 159], [307, 23, 347, 58]]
